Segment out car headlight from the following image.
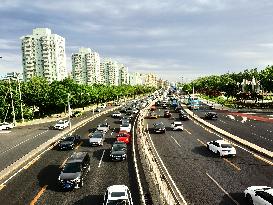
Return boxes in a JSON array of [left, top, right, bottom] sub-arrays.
[[122, 154, 126, 157], [110, 154, 113, 157], [71, 176, 81, 182]]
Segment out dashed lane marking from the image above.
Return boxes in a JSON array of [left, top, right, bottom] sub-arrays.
[[170, 136, 181, 147], [29, 185, 48, 205], [206, 173, 240, 205], [223, 159, 241, 171], [60, 157, 69, 168], [184, 128, 192, 135], [75, 141, 83, 150], [23, 156, 41, 170], [0, 131, 11, 134], [197, 138, 206, 146], [98, 150, 105, 168]]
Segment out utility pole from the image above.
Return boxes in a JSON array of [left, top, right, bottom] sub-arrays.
[[9, 79, 16, 125], [16, 73, 24, 122], [68, 93, 71, 130]]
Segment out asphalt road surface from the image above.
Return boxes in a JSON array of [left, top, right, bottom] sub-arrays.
[[0, 109, 141, 205], [145, 106, 273, 205]]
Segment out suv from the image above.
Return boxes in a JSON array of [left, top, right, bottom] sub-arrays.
[[103, 185, 133, 205], [110, 141, 127, 161], [171, 121, 184, 131], [153, 122, 166, 133], [58, 135, 81, 150], [58, 152, 90, 190], [204, 112, 218, 120], [54, 120, 69, 130]]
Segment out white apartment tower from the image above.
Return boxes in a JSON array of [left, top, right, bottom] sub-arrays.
[[118, 64, 129, 85], [72, 48, 100, 85], [129, 72, 142, 85], [103, 59, 119, 86], [21, 28, 67, 82]]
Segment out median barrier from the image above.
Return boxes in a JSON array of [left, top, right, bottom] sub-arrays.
[[136, 101, 187, 205], [0, 106, 120, 184], [182, 104, 273, 159]]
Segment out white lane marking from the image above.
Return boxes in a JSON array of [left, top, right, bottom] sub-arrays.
[[0, 131, 12, 134], [148, 132, 188, 204], [170, 136, 182, 147], [227, 115, 235, 120], [0, 130, 48, 155], [98, 150, 105, 168], [184, 129, 192, 135], [241, 117, 247, 123], [206, 173, 240, 205], [105, 118, 108, 121]]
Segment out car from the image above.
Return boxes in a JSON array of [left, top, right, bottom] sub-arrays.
[[153, 122, 166, 133], [58, 135, 81, 150], [206, 140, 236, 157], [120, 107, 127, 113], [244, 186, 273, 205], [175, 106, 183, 112], [0, 122, 14, 130], [164, 110, 172, 118], [204, 112, 218, 120], [110, 142, 127, 161], [116, 131, 131, 144], [103, 185, 133, 205], [95, 107, 102, 112], [99, 103, 107, 108], [54, 120, 69, 130], [89, 130, 105, 146], [111, 112, 122, 118], [97, 123, 110, 133], [170, 121, 184, 131], [120, 122, 132, 132], [120, 117, 130, 124], [125, 112, 134, 120], [179, 112, 189, 121], [58, 152, 90, 190], [71, 111, 82, 118], [147, 112, 158, 119], [162, 104, 168, 109], [132, 108, 139, 114]]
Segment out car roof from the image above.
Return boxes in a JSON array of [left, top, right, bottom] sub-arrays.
[[265, 188, 273, 195], [66, 152, 88, 163], [107, 185, 128, 193], [173, 121, 182, 124], [214, 140, 230, 145]]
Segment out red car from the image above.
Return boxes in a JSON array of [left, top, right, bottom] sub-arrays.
[[164, 110, 172, 118], [116, 131, 131, 144], [150, 106, 156, 111]]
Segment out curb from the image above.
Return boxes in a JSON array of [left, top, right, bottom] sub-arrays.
[[182, 104, 273, 159]]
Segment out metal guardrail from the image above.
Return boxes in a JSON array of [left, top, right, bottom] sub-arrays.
[[136, 104, 187, 205]]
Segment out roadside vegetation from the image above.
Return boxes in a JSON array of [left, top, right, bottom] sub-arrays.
[[180, 66, 273, 109], [0, 77, 156, 122]]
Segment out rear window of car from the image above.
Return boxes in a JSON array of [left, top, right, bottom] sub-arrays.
[[111, 192, 126, 197], [221, 144, 232, 148], [63, 162, 81, 173]]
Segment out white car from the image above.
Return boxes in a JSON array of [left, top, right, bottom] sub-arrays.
[[170, 121, 183, 131], [103, 185, 133, 205], [97, 123, 110, 133], [54, 120, 69, 130], [206, 140, 236, 157], [244, 186, 273, 205], [120, 122, 131, 133], [111, 112, 122, 118], [0, 122, 14, 130]]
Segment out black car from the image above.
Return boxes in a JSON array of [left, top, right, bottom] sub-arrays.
[[58, 135, 81, 150], [175, 106, 183, 112], [179, 113, 189, 120], [110, 141, 127, 161], [204, 112, 218, 120], [58, 152, 90, 190], [153, 122, 166, 133], [162, 104, 168, 109], [120, 107, 127, 113]]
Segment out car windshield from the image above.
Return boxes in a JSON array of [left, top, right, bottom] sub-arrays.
[[112, 145, 125, 151], [99, 124, 108, 127], [107, 199, 129, 205], [63, 162, 81, 173], [121, 123, 129, 127], [64, 137, 74, 141], [58, 121, 65, 124], [93, 133, 102, 138], [221, 144, 233, 148]]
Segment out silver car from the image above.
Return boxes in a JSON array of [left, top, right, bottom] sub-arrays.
[[89, 130, 105, 146]]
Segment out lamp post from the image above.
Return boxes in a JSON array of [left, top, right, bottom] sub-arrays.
[[16, 72, 24, 122], [68, 93, 71, 130]]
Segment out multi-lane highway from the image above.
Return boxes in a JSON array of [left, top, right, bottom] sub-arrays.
[[145, 105, 273, 204], [0, 107, 141, 205]]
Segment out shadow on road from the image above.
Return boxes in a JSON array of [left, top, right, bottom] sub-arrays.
[[191, 146, 219, 159], [219, 192, 247, 205], [81, 138, 91, 147], [73, 195, 103, 205], [37, 164, 61, 192]]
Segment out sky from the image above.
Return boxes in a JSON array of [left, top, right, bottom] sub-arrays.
[[1, 0, 273, 82]]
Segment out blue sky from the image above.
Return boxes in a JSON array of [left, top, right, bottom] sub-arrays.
[[1, 0, 273, 82]]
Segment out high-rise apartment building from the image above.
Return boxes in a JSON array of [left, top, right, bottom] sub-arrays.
[[72, 48, 100, 85], [129, 72, 142, 85], [21, 28, 67, 82], [103, 59, 119, 86], [142, 73, 157, 87], [118, 64, 129, 85]]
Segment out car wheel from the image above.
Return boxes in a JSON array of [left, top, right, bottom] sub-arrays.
[[88, 165, 91, 172], [207, 145, 210, 150], [246, 194, 253, 205]]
